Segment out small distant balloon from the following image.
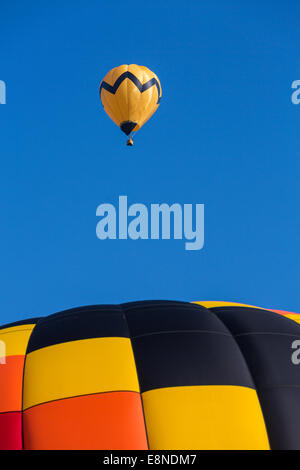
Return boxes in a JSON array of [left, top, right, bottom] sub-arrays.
[[99, 64, 162, 146]]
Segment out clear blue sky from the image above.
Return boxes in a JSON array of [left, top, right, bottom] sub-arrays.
[[1, 1, 299, 324]]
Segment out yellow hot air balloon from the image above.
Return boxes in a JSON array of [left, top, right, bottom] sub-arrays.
[[99, 64, 162, 146]]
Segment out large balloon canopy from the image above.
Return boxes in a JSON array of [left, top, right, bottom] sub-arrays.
[[99, 64, 162, 145], [0, 300, 300, 450]]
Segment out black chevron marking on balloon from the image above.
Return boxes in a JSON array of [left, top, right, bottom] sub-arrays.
[[100, 72, 161, 104]]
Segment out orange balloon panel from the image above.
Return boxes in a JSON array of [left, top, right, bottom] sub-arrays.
[[23, 391, 148, 450], [0, 355, 25, 413]]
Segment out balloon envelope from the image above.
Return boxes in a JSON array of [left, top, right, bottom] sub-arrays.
[[99, 64, 162, 139], [1, 300, 300, 449]]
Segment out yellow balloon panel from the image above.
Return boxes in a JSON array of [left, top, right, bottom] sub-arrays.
[[142, 386, 270, 450], [23, 337, 140, 410], [0, 324, 35, 357]]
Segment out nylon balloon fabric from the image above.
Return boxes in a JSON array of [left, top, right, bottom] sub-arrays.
[[99, 64, 162, 142], [1, 301, 300, 450]]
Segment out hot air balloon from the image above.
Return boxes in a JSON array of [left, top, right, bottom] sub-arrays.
[[1, 300, 300, 450], [99, 64, 162, 146]]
